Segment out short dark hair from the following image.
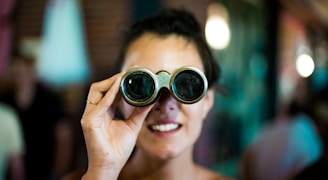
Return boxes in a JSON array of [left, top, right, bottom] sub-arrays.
[[10, 48, 36, 66], [115, 8, 220, 88]]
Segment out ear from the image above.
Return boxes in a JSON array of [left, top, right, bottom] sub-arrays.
[[201, 87, 215, 120]]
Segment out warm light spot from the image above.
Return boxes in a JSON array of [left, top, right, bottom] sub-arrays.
[[205, 3, 230, 50], [296, 54, 315, 77], [205, 16, 230, 49]]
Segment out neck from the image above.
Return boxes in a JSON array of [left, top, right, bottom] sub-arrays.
[[121, 147, 198, 180]]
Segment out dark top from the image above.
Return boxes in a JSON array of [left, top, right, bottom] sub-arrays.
[[294, 159, 328, 180], [0, 83, 65, 180]]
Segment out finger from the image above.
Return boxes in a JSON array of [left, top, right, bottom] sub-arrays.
[[95, 72, 124, 116], [108, 91, 123, 118], [85, 72, 124, 111], [81, 73, 124, 131], [86, 78, 115, 105], [126, 105, 154, 133]]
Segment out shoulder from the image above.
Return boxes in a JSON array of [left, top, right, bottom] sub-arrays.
[[0, 103, 20, 131], [196, 165, 235, 180], [294, 160, 328, 180], [0, 103, 17, 119]]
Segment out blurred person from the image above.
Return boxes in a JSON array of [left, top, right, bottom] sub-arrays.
[[0, 51, 73, 180], [294, 86, 328, 179], [241, 77, 323, 180], [0, 102, 25, 180], [64, 9, 235, 180]]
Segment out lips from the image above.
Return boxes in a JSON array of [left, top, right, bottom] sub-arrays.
[[148, 123, 182, 132]]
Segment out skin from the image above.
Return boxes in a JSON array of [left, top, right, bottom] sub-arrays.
[[81, 33, 229, 180], [11, 59, 37, 110]]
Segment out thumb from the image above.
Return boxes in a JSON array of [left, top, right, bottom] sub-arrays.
[[126, 105, 154, 133]]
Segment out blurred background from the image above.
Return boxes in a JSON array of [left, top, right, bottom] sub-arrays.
[[1, 0, 328, 179]]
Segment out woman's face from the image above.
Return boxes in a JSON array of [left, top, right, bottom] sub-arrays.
[[120, 33, 214, 160], [11, 59, 37, 87]]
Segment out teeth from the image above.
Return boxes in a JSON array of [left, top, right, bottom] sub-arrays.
[[151, 123, 179, 132]]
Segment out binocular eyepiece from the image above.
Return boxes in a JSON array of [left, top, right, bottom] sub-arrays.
[[120, 66, 208, 107]]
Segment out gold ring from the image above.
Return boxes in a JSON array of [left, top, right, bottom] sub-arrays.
[[86, 99, 98, 105]]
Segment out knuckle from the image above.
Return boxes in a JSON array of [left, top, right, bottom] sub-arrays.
[[90, 82, 100, 91]]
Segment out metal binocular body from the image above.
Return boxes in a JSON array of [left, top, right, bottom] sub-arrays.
[[120, 66, 208, 107]]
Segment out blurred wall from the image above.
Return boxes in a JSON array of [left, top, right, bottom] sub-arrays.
[[12, 0, 213, 82], [12, 0, 132, 81]]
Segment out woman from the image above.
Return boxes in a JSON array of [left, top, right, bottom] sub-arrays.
[[80, 9, 231, 180]]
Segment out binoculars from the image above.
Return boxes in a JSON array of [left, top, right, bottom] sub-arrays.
[[120, 66, 208, 107]]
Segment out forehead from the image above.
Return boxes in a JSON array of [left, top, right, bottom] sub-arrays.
[[122, 33, 204, 73]]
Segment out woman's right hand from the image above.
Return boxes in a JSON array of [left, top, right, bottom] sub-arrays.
[[81, 72, 153, 180]]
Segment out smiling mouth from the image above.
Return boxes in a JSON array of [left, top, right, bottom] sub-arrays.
[[148, 123, 182, 132]]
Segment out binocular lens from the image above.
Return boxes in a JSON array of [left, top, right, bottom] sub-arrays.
[[122, 72, 155, 102], [172, 70, 205, 102]]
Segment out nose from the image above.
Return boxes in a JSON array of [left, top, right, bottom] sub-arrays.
[[153, 88, 178, 113]]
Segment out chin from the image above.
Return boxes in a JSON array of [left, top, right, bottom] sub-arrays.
[[157, 149, 180, 160], [142, 143, 187, 161]]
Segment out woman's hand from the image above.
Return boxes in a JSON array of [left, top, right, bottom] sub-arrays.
[[81, 72, 153, 180]]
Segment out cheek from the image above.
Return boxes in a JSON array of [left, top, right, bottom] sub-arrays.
[[184, 99, 209, 121], [182, 102, 208, 132]]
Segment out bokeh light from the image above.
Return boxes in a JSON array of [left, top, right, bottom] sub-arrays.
[[205, 3, 230, 50], [296, 54, 315, 77]]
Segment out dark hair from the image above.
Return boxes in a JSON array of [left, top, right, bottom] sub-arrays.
[[10, 48, 36, 66], [115, 9, 220, 88]]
